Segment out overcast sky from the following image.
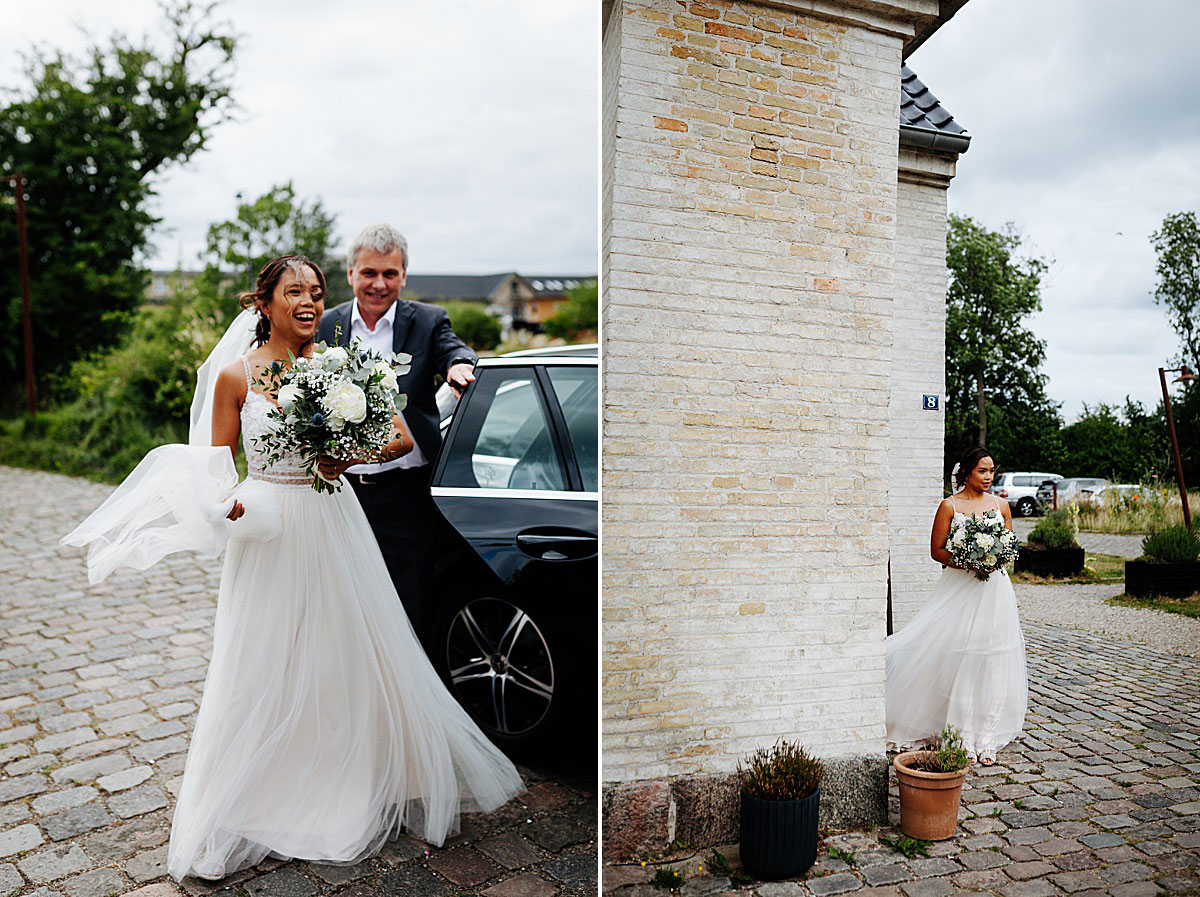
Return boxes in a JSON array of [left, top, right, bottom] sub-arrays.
[[1, 1, 597, 277], [907, 0, 1200, 419]]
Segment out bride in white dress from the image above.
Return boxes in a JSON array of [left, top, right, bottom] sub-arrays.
[[63, 256, 524, 881], [885, 447, 1028, 766]]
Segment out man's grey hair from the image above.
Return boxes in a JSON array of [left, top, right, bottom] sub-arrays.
[[347, 223, 409, 271]]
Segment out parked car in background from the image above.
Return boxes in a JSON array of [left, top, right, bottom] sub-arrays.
[[1036, 477, 1110, 509], [424, 347, 597, 750], [1092, 483, 1151, 507], [991, 471, 1062, 517]]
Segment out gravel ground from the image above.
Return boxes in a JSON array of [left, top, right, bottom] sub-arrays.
[[1015, 580, 1200, 658]]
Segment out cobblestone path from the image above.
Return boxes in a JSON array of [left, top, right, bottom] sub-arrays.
[[0, 466, 597, 897], [605, 626, 1200, 896]]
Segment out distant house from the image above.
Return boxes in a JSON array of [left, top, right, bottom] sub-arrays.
[[144, 270, 203, 304], [524, 276, 595, 326], [402, 272, 597, 332], [401, 273, 530, 330]]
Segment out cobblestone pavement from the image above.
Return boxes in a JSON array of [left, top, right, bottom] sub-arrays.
[[1016, 583, 1200, 659], [1012, 521, 1144, 560], [1, 466, 597, 897], [604, 625, 1200, 896]]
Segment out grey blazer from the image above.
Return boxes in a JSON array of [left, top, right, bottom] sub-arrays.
[[317, 300, 477, 464]]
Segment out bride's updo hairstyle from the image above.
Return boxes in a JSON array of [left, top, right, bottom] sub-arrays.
[[954, 446, 995, 490], [239, 255, 327, 347]]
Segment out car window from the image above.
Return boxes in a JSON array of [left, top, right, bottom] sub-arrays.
[[1012, 476, 1033, 487], [994, 474, 1008, 486], [439, 371, 566, 491], [547, 367, 598, 492]]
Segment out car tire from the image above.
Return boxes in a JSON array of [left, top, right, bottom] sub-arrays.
[[433, 594, 561, 749], [1016, 498, 1037, 517]]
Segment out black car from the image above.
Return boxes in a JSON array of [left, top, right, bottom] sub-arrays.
[[424, 350, 597, 747]]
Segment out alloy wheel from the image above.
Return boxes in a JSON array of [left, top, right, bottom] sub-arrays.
[[444, 597, 555, 738]]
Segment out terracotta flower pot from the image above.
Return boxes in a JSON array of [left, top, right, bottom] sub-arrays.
[[893, 752, 969, 841]]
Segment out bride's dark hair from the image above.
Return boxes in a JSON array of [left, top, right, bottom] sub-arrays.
[[239, 255, 327, 347], [954, 446, 995, 489]]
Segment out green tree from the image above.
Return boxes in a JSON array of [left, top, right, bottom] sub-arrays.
[[438, 301, 501, 352], [0, 1, 237, 410], [1151, 211, 1200, 372], [543, 280, 597, 341], [202, 182, 340, 314], [945, 215, 1057, 468]]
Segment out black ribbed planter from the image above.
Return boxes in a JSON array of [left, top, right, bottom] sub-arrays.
[[1125, 560, 1200, 598], [739, 787, 819, 880], [1015, 546, 1085, 577]]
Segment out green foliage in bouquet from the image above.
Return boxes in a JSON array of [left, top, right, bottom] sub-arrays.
[[737, 739, 823, 801], [910, 725, 970, 773], [1141, 525, 1200, 564], [1026, 509, 1080, 550]]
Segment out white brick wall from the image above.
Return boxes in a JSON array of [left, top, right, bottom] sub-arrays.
[[889, 148, 955, 629], [603, 0, 907, 784]]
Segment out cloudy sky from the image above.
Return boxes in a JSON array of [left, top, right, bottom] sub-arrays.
[[907, 0, 1200, 418], [1, 1, 598, 277]]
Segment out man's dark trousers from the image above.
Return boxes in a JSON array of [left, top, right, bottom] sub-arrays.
[[345, 466, 435, 646]]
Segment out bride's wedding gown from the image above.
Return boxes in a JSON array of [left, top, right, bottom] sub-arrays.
[[885, 497, 1028, 759], [164, 359, 524, 880]]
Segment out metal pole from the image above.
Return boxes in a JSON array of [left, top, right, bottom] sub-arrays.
[[1159, 367, 1192, 533], [6, 174, 36, 416]]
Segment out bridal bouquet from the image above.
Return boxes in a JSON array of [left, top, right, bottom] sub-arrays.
[[946, 513, 1019, 581], [254, 341, 411, 493]]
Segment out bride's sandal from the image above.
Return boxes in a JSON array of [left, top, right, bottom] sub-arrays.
[[979, 751, 996, 766]]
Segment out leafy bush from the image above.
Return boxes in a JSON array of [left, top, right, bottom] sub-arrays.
[[1026, 509, 1080, 550], [543, 280, 597, 340], [441, 301, 502, 352], [909, 725, 970, 773], [0, 293, 226, 483], [1141, 525, 1200, 563], [737, 739, 823, 801]]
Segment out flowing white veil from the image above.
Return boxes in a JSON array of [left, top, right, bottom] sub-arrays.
[[62, 309, 280, 583]]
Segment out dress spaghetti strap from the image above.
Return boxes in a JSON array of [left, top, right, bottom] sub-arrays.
[[241, 356, 253, 388]]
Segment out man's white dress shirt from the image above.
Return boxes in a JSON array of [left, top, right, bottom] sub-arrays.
[[344, 300, 428, 474]]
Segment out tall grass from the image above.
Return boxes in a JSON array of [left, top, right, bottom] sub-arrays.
[[1072, 487, 1199, 534]]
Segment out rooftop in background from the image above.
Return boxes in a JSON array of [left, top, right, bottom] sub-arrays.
[[900, 64, 970, 154], [526, 276, 595, 296], [402, 273, 516, 302]]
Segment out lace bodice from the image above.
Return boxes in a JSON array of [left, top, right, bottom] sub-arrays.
[[239, 357, 310, 485]]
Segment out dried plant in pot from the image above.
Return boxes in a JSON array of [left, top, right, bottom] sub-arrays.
[[893, 725, 971, 841], [737, 740, 823, 880]]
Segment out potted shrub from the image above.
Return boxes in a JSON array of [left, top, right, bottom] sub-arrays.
[[737, 740, 823, 880], [1125, 524, 1200, 598], [893, 725, 970, 841], [1015, 509, 1084, 577]]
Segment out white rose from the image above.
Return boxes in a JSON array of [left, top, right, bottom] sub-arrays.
[[951, 528, 966, 545], [975, 533, 994, 550], [373, 361, 399, 393], [318, 346, 348, 369], [277, 383, 300, 411], [322, 381, 367, 428], [984, 554, 997, 567]]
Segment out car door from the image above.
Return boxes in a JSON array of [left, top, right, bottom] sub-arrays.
[[428, 361, 597, 743]]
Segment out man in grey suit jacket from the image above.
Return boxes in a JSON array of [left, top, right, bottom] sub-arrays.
[[316, 223, 477, 641]]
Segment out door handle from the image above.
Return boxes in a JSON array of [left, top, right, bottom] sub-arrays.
[[515, 531, 597, 560]]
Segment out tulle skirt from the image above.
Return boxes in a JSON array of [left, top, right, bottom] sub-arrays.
[[165, 479, 524, 881], [885, 566, 1027, 757]]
